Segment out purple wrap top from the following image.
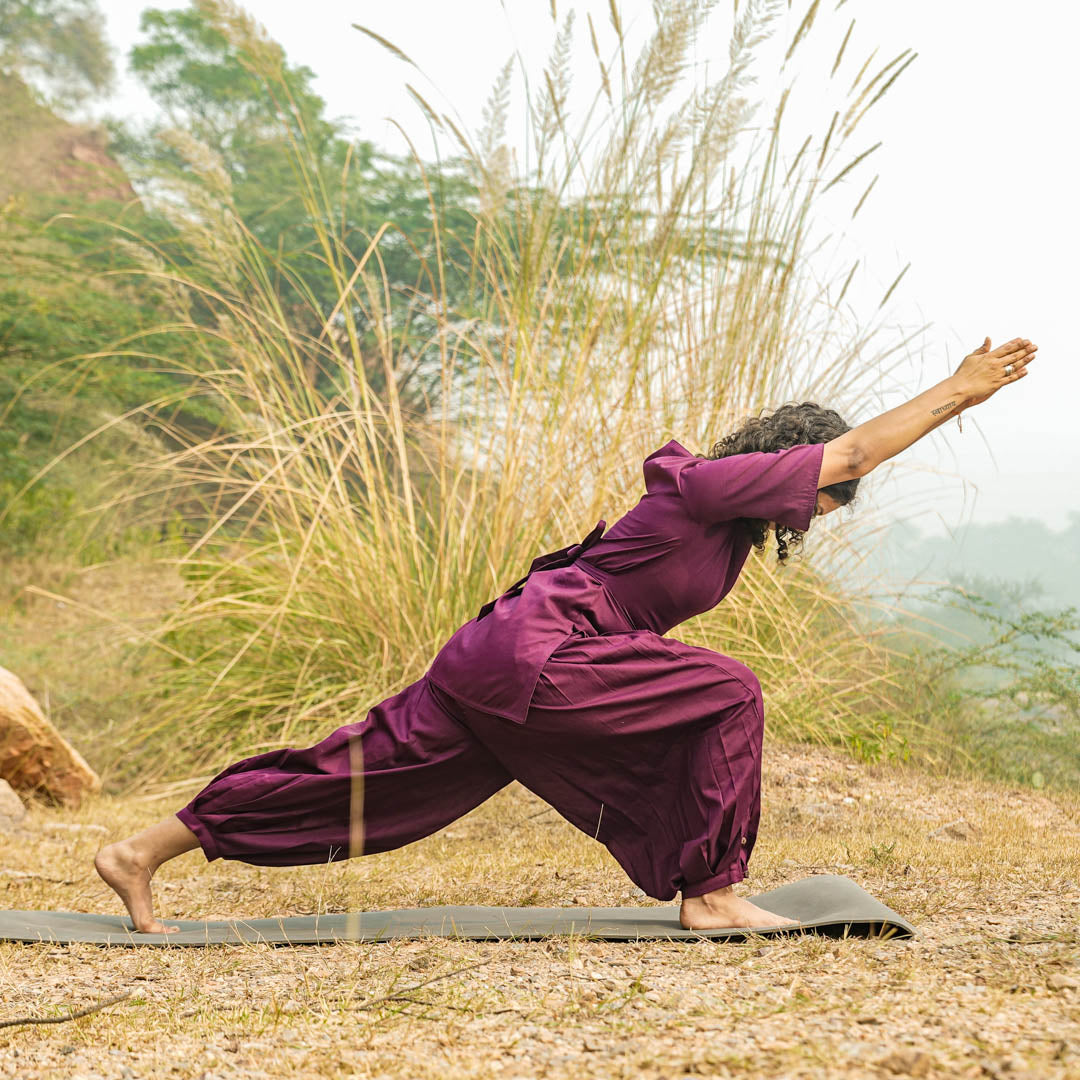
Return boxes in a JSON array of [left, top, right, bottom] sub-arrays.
[[426, 438, 826, 723]]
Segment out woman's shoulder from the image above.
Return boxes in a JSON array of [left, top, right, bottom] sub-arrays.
[[642, 439, 698, 493], [644, 438, 695, 463]]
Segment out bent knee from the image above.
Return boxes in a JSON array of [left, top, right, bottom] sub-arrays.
[[724, 661, 763, 717]]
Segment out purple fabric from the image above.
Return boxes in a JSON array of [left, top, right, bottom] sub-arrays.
[[178, 642, 763, 900], [427, 439, 824, 722], [178, 438, 826, 900]]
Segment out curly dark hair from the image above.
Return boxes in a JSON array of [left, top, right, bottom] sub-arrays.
[[702, 401, 859, 563]]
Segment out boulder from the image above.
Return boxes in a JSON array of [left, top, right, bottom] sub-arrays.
[[0, 667, 100, 807], [0, 778, 26, 830]]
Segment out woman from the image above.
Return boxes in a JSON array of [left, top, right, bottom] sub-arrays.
[[96, 335, 1037, 934]]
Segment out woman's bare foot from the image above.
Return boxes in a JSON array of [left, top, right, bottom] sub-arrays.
[[680, 884, 799, 931], [95, 841, 178, 934], [94, 817, 199, 934]]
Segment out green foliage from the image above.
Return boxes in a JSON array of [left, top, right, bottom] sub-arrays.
[[844, 715, 911, 766], [0, 191, 222, 555], [881, 582, 1080, 791], [0, 0, 113, 109], [113, 2, 481, 408]]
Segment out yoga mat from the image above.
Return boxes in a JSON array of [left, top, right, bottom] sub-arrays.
[[0, 875, 913, 946]]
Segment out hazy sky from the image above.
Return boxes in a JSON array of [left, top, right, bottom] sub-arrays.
[[88, 1, 1079, 540]]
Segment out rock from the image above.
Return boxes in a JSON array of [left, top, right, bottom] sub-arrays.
[[877, 1048, 934, 1076], [1048, 973, 1079, 991], [928, 819, 979, 841], [0, 667, 100, 807], [0, 779, 26, 829]]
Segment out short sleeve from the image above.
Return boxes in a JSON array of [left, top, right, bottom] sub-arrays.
[[652, 442, 825, 531]]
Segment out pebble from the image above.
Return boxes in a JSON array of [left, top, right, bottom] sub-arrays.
[[876, 1048, 934, 1076]]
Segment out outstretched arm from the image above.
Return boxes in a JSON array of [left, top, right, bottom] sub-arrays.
[[817, 335, 1038, 487]]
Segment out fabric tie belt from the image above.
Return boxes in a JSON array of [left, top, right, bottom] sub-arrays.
[[475, 519, 607, 621]]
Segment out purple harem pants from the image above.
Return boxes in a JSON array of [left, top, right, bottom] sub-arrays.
[[176, 630, 765, 900]]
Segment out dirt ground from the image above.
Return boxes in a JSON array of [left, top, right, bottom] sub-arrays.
[[0, 740, 1078, 1080]]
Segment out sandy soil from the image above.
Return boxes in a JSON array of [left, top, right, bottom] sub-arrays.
[[0, 740, 1077, 1079]]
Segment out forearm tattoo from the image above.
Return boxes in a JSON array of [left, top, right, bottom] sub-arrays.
[[930, 401, 957, 416]]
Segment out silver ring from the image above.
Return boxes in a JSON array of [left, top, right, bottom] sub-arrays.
[[1005, 363, 1014, 375]]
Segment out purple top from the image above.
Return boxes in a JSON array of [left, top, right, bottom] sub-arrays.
[[426, 438, 825, 723]]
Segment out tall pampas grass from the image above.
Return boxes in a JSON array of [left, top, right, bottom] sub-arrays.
[[103, 0, 931, 776]]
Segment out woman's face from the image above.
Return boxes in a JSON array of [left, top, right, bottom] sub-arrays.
[[814, 492, 844, 518]]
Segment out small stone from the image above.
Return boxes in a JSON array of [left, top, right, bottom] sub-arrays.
[[928, 819, 978, 841], [572, 895, 588, 905], [842, 796, 856, 805], [1048, 973, 1079, 991], [877, 1048, 934, 1076], [0, 779, 26, 830]]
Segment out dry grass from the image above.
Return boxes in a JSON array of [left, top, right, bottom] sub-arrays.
[[0, 556, 186, 788], [76, 0, 927, 773], [1, 743, 1077, 1079]]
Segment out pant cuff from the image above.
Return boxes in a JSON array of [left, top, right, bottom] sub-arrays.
[[680, 863, 747, 899], [175, 807, 222, 863]]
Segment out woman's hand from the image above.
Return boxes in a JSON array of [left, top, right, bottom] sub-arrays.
[[953, 336, 1037, 409]]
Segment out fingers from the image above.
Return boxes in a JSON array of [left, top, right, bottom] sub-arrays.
[[988, 336, 1030, 358], [1002, 342, 1038, 364]]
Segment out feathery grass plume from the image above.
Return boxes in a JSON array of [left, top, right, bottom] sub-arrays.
[[88, 0, 937, 779]]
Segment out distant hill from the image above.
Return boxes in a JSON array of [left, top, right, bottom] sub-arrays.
[[0, 73, 134, 206], [848, 512, 1080, 614]]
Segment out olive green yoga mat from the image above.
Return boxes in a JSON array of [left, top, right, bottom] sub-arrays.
[[0, 875, 913, 946]]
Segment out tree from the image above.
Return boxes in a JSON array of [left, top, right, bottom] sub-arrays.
[[0, 0, 113, 110], [115, 2, 480, 408]]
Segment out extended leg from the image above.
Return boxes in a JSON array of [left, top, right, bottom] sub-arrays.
[[95, 676, 512, 930], [174, 677, 511, 866]]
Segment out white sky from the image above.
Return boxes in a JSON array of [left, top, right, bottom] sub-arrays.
[[89, 0, 1080, 540]]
